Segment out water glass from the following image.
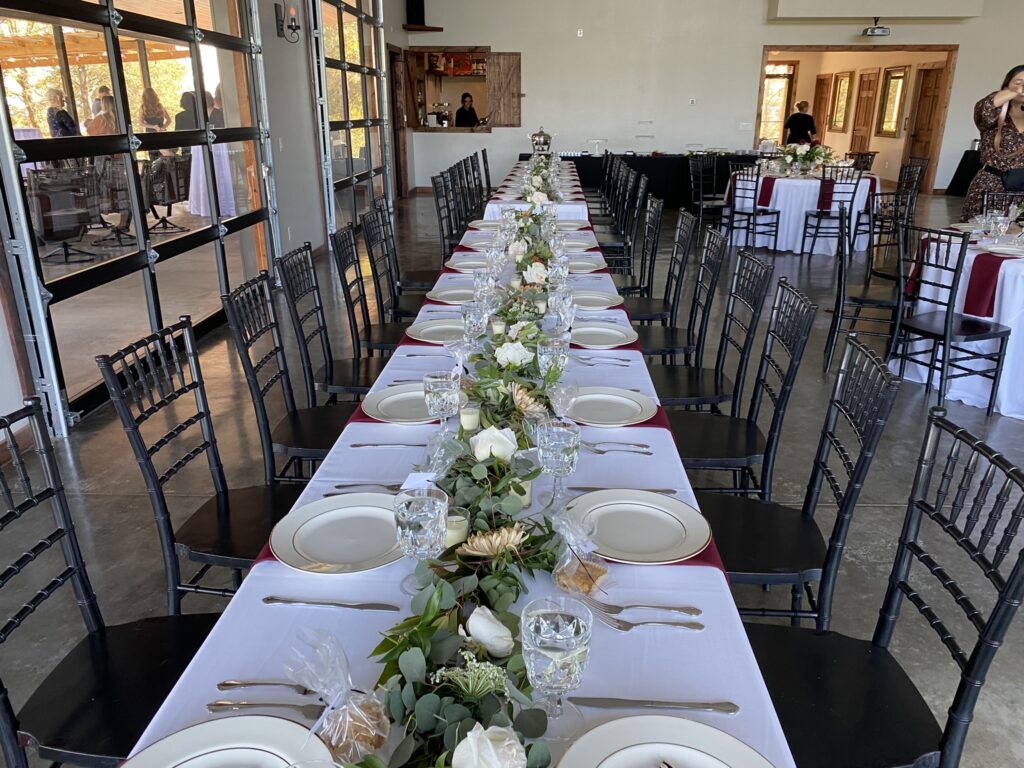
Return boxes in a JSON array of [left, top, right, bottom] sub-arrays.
[[423, 370, 461, 431], [394, 487, 448, 561], [537, 335, 570, 378], [993, 216, 1011, 243], [461, 301, 489, 338], [521, 595, 593, 737], [472, 268, 495, 297], [548, 256, 569, 289], [548, 289, 576, 333], [443, 334, 473, 371], [537, 417, 581, 505], [548, 380, 579, 419]]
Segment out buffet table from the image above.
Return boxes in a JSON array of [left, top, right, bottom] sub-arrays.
[[131, 161, 795, 768]]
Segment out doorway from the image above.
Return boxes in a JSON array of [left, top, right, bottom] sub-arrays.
[[758, 62, 798, 145], [850, 69, 879, 152], [387, 44, 408, 198], [812, 74, 831, 145], [903, 65, 946, 191]]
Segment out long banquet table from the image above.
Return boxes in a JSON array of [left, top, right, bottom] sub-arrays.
[[131, 160, 796, 768]]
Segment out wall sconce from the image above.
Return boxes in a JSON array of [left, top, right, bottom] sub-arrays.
[[275, 1, 300, 43]]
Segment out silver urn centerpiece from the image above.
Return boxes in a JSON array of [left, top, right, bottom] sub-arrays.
[[529, 126, 553, 154]]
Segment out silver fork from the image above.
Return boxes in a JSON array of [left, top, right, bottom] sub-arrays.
[[217, 680, 315, 696], [349, 443, 427, 449], [579, 593, 702, 618], [590, 611, 704, 632], [573, 358, 629, 369], [331, 481, 403, 491], [584, 440, 651, 449], [207, 700, 323, 718], [583, 444, 652, 456]]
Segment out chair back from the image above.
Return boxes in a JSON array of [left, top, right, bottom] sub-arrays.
[[443, 167, 468, 233], [684, 227, 730, 367], [275, 243, 334, 409], [96, 316, 235, 612], [906, 155, 930, 170], [615, 167, 638, 233], [729, 162, 763, 211], [712, 250, 774, 416], [815, 164, 863, 213], [897, 161, 925, 197], [662, 210, 699, 323], [872, 407, 1024, 768], [221, 272, 298, 485], [461, 156, 478, 207], [330, 224, 373, 360], [431, 174, 457, 263], [982, 191, 1024, 218], [0, 398, 105, 768], [895, 225, 971, 320], [688, 154, 717, 207], [805, 334, 901, 629], [845, 151, 878, 171], [480, 148, 492, 196], [470, 154, 485, 205], [746, 279, 818, 499], [361, 208, 399, 324], [636, 196, 664, 297]]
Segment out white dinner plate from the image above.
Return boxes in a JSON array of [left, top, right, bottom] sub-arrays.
[[493, 193, 522, 201], [361, 382, 436, 423], [447, 255, 489, 272], [571, 321, 639, 349], [564, 490, 710, 564], [559, 715, 774, 768], [563, 238, 595, 249], [463, 241, 496, 252], [947, 222, 978, 232], [988, 246, 1024, 257], [123, 716, 334, 768], [426, 286, 475, 304], [270, 492, 402, 573], [568, 258, 607, 274], [568, 386, 657, 428], [573, 291, 623, 310], [556, 220, 591, 231], [405, 318, 467, 344], [469, 219, 500, 230]]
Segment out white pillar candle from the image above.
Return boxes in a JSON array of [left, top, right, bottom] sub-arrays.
[[510, 276, 523, 290], [512, 479, 533, 507], [445, 514, 470, 548], [460, 404, 481, 432], [491, 317, 507, 335], [534, 298, 547, 314]]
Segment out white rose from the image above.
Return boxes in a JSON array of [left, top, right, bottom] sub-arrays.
[[796, 144, 809, 156], [784, 155, 794, 164], [452, 723, 526, 768], [464, 605, 516, 657], [507, 239, 527, 260], [469, 426, 519, 462], [531, 174, 543, 186], [529, 190, 549, 205], [494, 341, 535, 369], [522, 261, 548, 285], [507, 321, 529, 340]]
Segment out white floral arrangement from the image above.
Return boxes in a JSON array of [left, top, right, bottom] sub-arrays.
[[781, 142, 835, 169]]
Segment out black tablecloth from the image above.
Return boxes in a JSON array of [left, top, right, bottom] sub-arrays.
[[946, 150, 980, 197], [517, 152, 758, 209]]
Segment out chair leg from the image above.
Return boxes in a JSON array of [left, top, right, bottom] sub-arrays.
[[808, 220, 821, 257], [937, 343, 950, 408], [823, 303, 842, 372], [925, 342, 939, 392], [790, 584, 803, 627], [988, 336, 1009, 416]]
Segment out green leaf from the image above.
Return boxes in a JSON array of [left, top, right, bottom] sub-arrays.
[[527, 741, 551, 768], [398, 647, 427, 684], [470, 463, 489, 480], [506, 653, 526, 675], [442, 722, 461, 751], [411, 584, 435, 615], [420, 587, 444, 625], [360, 756, 389, 768], [514, 708, 548, 739], [474, 516, 490, 532], [437, 580, 457, 610], [489, 711, 512, 728], [442, 702, 473, 723], [401, 681, 417, 710], [414, 692, 442, 732], [427, 628, 463, 665], [433, 752, 449, 768], [500, 493, 523, 516], [387, 688, 406, 723], [388, 733, 417, 767], [493, 591, 516, 613], [478, 692, 503, 724], [505, 680, 533, 707]]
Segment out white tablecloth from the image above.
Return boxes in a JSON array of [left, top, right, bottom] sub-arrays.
[[131, 167, 795, 768], [893, 244, 1024, 419], [189, 143, 236, 218], [729, 175, 874, 256], [484, 161, 589, 221]]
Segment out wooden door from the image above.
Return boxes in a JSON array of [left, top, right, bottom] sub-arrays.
[[850, 70, 879, 153], [485, 52, 522, 127], [812, 74, 831, 143], [387, 46, 408, 197], [904, 67, 944, 189]]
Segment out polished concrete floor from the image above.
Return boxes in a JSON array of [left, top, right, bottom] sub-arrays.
[[3, 190, 1024, 767]]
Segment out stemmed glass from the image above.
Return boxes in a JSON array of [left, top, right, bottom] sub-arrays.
[[443, 334, 473, 372], [537, 335, 570, 378], [537, 417, 581, 507], [423, 370, 461, 434], [548, 288, 576, 333], [521, 595, 593, 741], [993, 216, 1011, 244], [394, 486, 448, 595], [548, 380, 579, 419], [461, 301, 489, 340]]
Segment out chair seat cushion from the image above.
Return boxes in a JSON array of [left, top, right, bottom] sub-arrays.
[[317, 356, 391, 394], [622, 297, 671, 321], [648, 364, 733, 407], [363, 322, 407, 350], [694, 491, 825, 580], [666, 410, 765, 468], [902, 310, 1011, 342], [17, 613, 220, 764], [636, 325, 694, 355], [176, 483, 304, 567], [745, 623, 942, 768], [271, 404, 355, 457]]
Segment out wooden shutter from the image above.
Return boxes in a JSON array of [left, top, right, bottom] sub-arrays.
[[486, 52, 521, 127]]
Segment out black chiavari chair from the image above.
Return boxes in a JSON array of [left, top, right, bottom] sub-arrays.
[[800, 163, 864, 256], [596, 173, 647, 275], [611, 195, 664, 297], [688, 153, 727, 230], [845, 150, 878, 171], [431, 174, 458, 266], [983, 190, 1024, 220], [723, 162, 780, 252], [371, 194, 436, 291], [361, 208, 423, 322], [480, 148, 493, 198]]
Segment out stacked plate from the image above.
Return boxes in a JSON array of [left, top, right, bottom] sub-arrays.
[[469, 219, 500, 230], [563, 238, 597, 253], [447, 254, 489, 272], [568, 386, 656, 427], [425, 286, 475, 304], [989, 245, 1024, 257], [573, 291, 623, 310], [568, 256, 607, 274], [406, 318, 466, 343], [571, 321, 639, 349]]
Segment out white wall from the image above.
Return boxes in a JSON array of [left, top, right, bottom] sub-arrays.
[[392, 0, 1022, 190], [258, 1, 327, 252]]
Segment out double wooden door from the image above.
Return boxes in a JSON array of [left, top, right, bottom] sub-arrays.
[[850, 69, 878, 153]]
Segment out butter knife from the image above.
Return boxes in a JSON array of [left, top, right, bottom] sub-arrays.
[[262, 596, 400, 612], [569, 697, 739, 715], [568, 486, 679, 495]]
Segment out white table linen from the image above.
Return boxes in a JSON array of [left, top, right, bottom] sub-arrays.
[[131, 167, 796, 768], [484, 162, 589, 221], [893, 244, 1024, 419], [729, 175, 873, 256]]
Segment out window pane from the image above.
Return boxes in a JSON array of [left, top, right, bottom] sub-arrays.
[[346, 71, 364, 119], [135, 147, 212, 238], [154, 242, 223, 323], [334, 185, 354, 228], [330, 129, 352, 179], [195, 0, 245, 36], [350, 127, 368, 174], [321, 3, 341, 59], [368, 125, 382, 168], [759, 76, 789, 145], [25, 155, 138, 283], [354, 179, 371, 218], [365, 76, 379, 119], [879, 73, 906, 134], [120, 35, 198, 136], [361, 0, 374, 16], [115, 0, 186, 25], [362, 22, 375, 68], [326, 67, 345, 122], [342, 12, 360, 65], [199, 45, 253, 128], [50, 268, 153, 399], [372, 172, 384, 200], [213, 140, 262, 218], [225, 222, 266, 288]]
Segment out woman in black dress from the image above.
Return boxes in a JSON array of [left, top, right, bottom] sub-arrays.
[[784, 101, 816, 145]]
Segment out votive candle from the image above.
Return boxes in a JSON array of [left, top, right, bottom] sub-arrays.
[[445, 513, 470, 547], [460, 403, 481, 432]]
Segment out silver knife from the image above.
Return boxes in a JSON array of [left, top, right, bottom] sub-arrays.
[[208, 700, 324, 718], [568, 486, 679, 495], [569, 697, 739, 715], [262, 596, 401, 612]]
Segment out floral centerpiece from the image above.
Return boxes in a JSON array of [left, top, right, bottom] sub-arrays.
[[781, 142, 835, 174], [519, 155, 561, 205]]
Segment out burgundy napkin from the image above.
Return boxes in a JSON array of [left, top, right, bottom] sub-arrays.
[[964, 252, 1019, 317]]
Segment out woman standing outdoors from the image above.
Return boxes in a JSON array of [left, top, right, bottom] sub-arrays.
[[139, 87, 171, 133], [45, 88, 79, 137], [962, 65, 1024, 220]]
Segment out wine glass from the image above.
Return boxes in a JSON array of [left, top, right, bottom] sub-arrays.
[[548, 380, 579, 419], [461, 301, 489, 339], [537, 417, 581, 507], [548, 289, 576, 333], [394, 486, 448, 595], [537, 335, 570, 379], [993, 216, 1011, 244], [443, 333, 473, 372], [548, 256, 569, 289], [521, 595, 593, 741], [423, 370, 461, 434]]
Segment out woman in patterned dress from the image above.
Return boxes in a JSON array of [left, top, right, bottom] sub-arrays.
[[962, 65, 1024, 220]]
